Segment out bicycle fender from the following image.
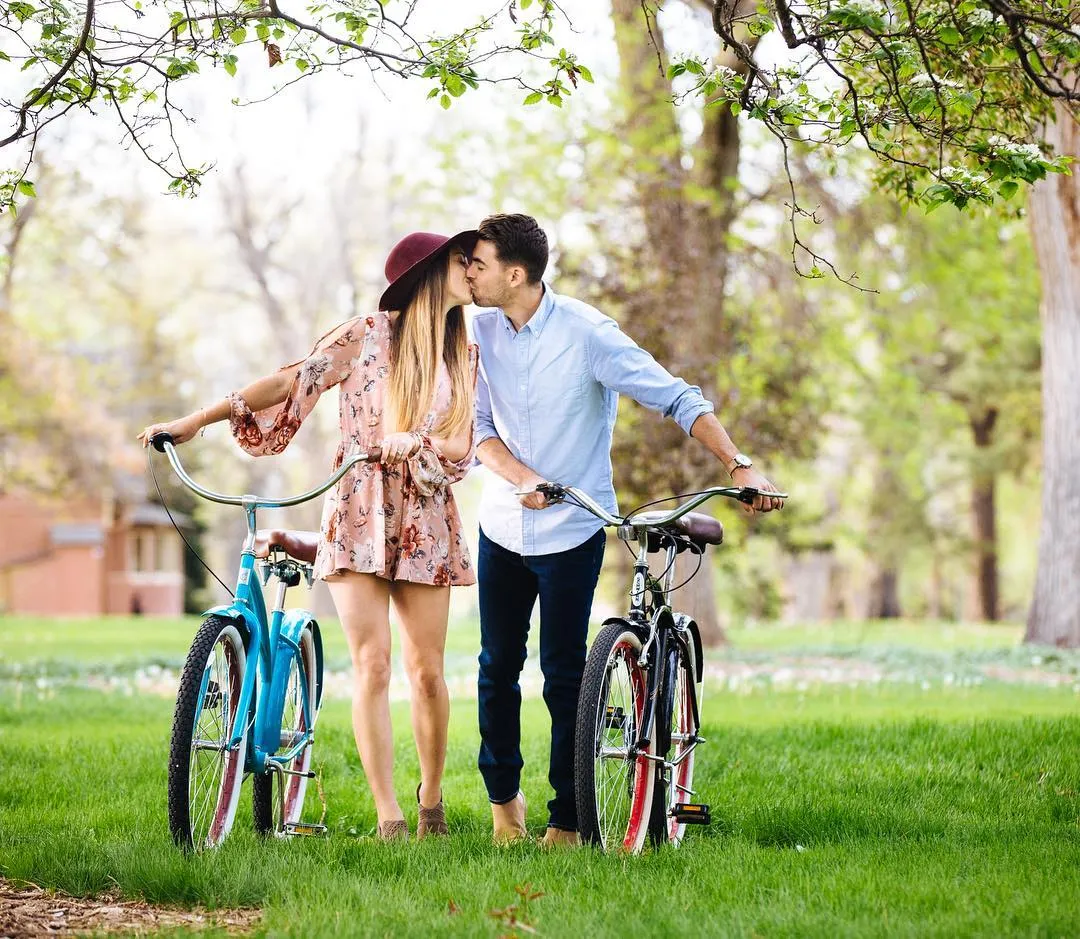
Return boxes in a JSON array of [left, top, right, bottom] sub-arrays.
[[678, 617, 704, 684], [599, 616, 649, 642], [204, 603, 259, 650], [279, 611, 324, 712]]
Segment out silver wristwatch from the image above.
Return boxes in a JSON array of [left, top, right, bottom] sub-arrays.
[[726, 452, 753, 477]]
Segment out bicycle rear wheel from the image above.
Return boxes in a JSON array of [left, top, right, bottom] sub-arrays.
[[575, 622, 655, 853], [168, 615, 248, 851], [650, 635, 700, 846], [253, 624, 319, 836]]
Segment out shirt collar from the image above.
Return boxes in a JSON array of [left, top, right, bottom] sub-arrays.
[[499, 283, 554, 337]]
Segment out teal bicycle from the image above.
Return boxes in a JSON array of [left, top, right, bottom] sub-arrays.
[[149, 432, 378, 851]]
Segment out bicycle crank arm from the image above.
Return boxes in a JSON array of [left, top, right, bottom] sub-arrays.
[[276, 767, 316, 779]]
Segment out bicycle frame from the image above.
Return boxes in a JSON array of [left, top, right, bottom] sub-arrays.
[[154, 435, 372, 775], [537, 482, 786, 767]]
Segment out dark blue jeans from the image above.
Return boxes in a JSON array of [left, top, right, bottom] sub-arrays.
[[477, 527, 606, 831]]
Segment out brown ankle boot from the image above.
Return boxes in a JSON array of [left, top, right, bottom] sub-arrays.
[[416, 784, 448, 838], [491, 792, 527, 844], [376, 819, 409, 841]]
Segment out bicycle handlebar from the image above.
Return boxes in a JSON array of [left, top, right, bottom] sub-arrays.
[[149, 432, 382, 509], [522, 482, 788, 529]]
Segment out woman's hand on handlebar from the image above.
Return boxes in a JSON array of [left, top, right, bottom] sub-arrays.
[[138, 413, 203, 449], [379, 432, 422, 465]]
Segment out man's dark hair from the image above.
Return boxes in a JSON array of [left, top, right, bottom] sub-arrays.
[[477, 214, 549, 284]]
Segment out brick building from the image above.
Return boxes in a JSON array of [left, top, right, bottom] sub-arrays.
[[0, 487, 187, 616]]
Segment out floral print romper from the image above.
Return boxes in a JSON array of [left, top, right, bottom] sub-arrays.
[[227, 311, 478, 587]]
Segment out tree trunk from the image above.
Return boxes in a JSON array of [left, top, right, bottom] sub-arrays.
[[607, 0, 759, 646], [867, 567, 901, 619], [970, 408, 999, 622], [1025, 104, 1080, 647]]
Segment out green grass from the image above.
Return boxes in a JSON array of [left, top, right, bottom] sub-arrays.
[[2, 616, 1080, 936]]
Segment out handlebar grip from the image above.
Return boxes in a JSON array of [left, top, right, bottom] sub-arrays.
[[150, 432, 174, 453]]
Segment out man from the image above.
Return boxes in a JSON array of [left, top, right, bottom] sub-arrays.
[[466, 214, 782, 847]]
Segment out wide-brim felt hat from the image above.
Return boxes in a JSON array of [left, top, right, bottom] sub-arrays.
[[379, 229, 479, 312]]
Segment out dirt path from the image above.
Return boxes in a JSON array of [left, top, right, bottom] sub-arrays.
[[0, 878, 259, 937]]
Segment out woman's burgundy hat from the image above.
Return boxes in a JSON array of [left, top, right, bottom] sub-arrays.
[[379, 229, 478, 312]]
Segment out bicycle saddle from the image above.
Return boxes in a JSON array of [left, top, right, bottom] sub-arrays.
[[254, 529, 320, 564], [635, 512, 724, 554]]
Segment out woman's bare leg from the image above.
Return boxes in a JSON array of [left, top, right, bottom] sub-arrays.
[[391, 580, 451, 809], [326, 572, 403, 826]]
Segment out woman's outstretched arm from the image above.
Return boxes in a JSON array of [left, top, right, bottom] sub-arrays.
[[138, 370, 293, 448]]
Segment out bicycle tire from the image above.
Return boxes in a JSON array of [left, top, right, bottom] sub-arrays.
[[253, 624, 319, 836], [167, 615, 248, 851], [649, 634, 700, 847], [575, 622, 655, 853]]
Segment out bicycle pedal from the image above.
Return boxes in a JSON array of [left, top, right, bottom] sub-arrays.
[[284, 821, 328, 837], [671, 803, 711, 825], [203, 681, 222, 709], [604, 705, 627, 729]]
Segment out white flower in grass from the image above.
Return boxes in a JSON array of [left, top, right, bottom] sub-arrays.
[[967, 7, 995, 26]]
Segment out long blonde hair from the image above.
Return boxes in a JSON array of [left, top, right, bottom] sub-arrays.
[[385, 250, 473, 439]]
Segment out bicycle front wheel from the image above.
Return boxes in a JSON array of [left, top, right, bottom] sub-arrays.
[[253, 624, 319, 836], [575, 622, 655, 853], [168, 615, 248, 851]]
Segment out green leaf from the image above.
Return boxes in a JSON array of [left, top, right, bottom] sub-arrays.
[[445, 73, 466, 97], [577, 65, 593, 83], [223, 54, 237, 77], [440, 94, 451, 109], [229, 26, 247, 45], [998, 180, 1019, 199], [523, 91, 544, 105], [940, 26, 961, 45], [296, 58, 309, 72], [256, 24, 269, 41], [17, 179, 36, 198]]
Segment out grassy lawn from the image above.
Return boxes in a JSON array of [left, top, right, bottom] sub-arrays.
[[1, 615, 1079, 936]]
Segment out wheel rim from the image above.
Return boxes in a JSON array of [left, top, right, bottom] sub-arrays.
[[190, 634, 243, 848], [593, 637, 651, 851]]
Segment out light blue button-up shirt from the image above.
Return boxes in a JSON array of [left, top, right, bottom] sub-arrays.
[[471, 286, 715, 556]]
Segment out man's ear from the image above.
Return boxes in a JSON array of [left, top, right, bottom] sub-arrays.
[[509, 265, 528, 289]]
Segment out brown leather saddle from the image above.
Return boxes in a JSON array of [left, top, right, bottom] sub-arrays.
[[638, 512, 724, 554], [254, 529, 320, 564]]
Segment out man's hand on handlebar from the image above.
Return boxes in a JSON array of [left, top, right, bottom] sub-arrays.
[[516, 473, 552, 510], [730, 467, 784, 514]]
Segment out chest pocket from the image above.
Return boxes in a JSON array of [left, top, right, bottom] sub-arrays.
[[531, 341, 588, 408]]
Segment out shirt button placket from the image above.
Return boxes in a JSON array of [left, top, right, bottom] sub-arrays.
[[518, 332, 532, 555]]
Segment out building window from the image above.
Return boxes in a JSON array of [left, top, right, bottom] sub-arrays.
[[157, 531, 179, 572], [131, 530, 156, 573]]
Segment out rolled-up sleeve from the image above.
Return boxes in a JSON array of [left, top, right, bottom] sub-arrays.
[[474, 360, 500, 448], [587, 320, 714, 435]]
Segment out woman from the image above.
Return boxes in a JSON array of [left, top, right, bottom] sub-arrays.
[[139, 230, 480, 841]]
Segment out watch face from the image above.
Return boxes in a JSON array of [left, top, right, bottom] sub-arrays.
[[733, 453, 752, 468]]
